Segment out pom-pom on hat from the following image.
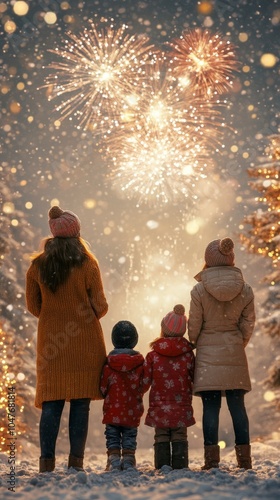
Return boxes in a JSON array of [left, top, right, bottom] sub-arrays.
[[111, 320, 139, 349], [48, 206, 81, 238], [204, 237, 235, 267], [161, 304, 187, 337]]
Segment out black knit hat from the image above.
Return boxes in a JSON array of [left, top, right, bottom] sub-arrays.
[[111, 321, 138, 349]]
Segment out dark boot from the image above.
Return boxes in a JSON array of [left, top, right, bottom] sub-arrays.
[[122, 449, 136, 470], [201, 445, 220, 470], [39, 457, 55, 473], [68, 454, 84, 471], [105, 449, 121, 471], [172, 441, 189, 469], [235, 444, 252, 469], [154, 442, 171, 469]]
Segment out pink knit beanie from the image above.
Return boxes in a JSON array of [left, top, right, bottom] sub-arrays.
[[161, 304, 187, 337], [204, 237, 235, 267], [48, 206, 81, 238]]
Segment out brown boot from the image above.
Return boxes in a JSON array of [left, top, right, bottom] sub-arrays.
[[122, 449, 136, 470], [105, 449, 121, 471], [154, 442, 171, 469], [235, 444, 252, 469], [39, 457, 55, 473], [68, 454, 84, 471], [201, 445, 220, 470], [172, 441, 189, 469]]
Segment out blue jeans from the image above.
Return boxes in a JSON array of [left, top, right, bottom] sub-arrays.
[[201, 390, 250, 446], [105, 424, 138, 451], [40, 398, 91, 459]]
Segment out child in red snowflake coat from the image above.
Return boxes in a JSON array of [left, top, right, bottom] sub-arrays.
[[100, 320, 144, 471], [143, 304, 195, 470]]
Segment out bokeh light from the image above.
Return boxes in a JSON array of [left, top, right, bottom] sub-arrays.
[[1, 0, 279, 458], [3, 202, 15, 214], [264, 390, 276, 402], [218, 440, 227, 450], [4, 20, 17, 34], [44, 12, 57, 25], [260, 53, 278, 68], [197, 2, 213, 15], [13, 1, 29, 16]]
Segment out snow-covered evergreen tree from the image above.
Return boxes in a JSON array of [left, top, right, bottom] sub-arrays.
[[240, 135, 280, 420], [241, 135, 280, 275], [0, 179, 39, 451]]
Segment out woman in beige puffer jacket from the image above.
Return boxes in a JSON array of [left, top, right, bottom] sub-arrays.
[[188, 238, 255, 471]]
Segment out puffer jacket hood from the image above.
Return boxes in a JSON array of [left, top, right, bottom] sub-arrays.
[[195, 266, 244, 302], [151, 337, 194, 357], [100, 349, 145, 427], [143, 337, 195, 428], [107, 351, 144, 372], [188, 265, 255, 395]]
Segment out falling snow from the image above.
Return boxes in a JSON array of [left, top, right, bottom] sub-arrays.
[[0, 1, 279, 498]]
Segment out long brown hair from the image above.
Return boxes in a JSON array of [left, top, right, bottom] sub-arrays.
[[31, 237, 93, 293], [149, 330, 165, 348]]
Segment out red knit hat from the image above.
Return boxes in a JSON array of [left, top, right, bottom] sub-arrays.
[[48, 206, 81, 238], [161, 304, 187, 337], [204, 237, 235, 267]]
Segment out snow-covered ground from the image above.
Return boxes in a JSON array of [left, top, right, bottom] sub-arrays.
[[1, 440, 279, 500]]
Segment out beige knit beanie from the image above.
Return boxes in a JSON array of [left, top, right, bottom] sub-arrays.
[[204, 237, 235, 267]]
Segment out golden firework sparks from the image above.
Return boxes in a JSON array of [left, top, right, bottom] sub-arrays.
[[44, 23, 156, 129], [107, 130, 208, 205], [44, 24, 236, 205], [166, 28, 239, 96], [105, 63, 221, 205], [107, 61, 225, 148]]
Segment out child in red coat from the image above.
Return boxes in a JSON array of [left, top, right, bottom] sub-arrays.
[[100, 321, 144, 471], [143, 304, 195, 469]]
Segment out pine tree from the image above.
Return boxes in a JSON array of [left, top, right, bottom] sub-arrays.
[[0, 321, 27, 453], [0, 179, 39, 452], [240, 134, 280, 419], [241, 135, 280, 275]]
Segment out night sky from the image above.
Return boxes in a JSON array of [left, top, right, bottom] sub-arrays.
[[1, 0, 279, 337]]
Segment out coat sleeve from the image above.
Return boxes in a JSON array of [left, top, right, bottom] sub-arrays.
[[187, 286, 203, 346], [86, 257, 108, 320], [188, 351, 195, 383], [238, 285, 255, 347], [142, 353, 153, 394], [25, 264, 42, 318], [100, 364, 110, 396]]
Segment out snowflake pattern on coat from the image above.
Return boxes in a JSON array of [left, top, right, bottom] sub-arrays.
[[143, 337, 195, 428], [100, 350, 145, 427]]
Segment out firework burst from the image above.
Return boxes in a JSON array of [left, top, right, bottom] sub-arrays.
[[44, 24, 237, 205], [107, 129, 209, 205], [107, 61, 225, 148], [45, 23, 156, 129], [105, 63, 221, 205], [166, 29, 239, 96]]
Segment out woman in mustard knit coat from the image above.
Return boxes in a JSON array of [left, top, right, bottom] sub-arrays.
[[26, 206, 108, 473]]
